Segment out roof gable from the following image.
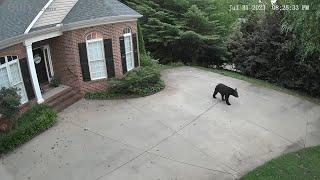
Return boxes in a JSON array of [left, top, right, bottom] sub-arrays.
[[33, 0, 78, 28], [0, 0, 49, 41], [62, 0, 141, 25]]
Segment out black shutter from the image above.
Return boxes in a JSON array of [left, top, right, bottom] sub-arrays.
[[19, 58, 35, 100], [119, 36, 127, 74], [103, 39, 115, 78], [132, 33, 139, 68], [78, 43, 91, 81]]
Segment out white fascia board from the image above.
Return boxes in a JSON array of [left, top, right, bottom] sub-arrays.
[[62, 15, 142, 32], [24, 31, 62, 46], [24, 0, 55, 34]]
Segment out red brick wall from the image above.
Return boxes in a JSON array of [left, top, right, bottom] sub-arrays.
[[0, 43, 27, 59], [0, 20, 139, 95], [50, 20, 139, 93]]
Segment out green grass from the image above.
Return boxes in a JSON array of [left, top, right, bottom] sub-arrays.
[[241, 146, 320, 180], [193, 66, 320, 105], [0, 104, 57, 154]]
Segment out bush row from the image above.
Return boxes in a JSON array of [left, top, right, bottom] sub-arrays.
[[86, 66, 165, 100]]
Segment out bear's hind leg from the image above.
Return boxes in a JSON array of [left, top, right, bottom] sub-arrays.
[[221, 94, 225, 101]]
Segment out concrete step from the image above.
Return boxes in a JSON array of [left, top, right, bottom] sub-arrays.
[[53, 93, 83, 112], [45, 88, 82, 112]]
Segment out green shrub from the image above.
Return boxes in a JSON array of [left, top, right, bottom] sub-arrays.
[[0, 87, 21, 120], [0, 104, 57, 154], [50, 76, 60, 87], [86, 66, 165, 99]]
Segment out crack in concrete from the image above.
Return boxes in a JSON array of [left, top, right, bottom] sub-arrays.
[[178, 134, 240, 175], [67, 102, 235, 179], [148, 152, 237, 179], [96, 103, 219, 180], [239, 118, 304, 149], [67, 121, 143, 151], [304, 111, 310, 148]]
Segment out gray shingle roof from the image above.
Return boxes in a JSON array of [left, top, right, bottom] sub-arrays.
[[0, 0, 141, 50], [0, 0, 49, 41], [63, 0, 141, 25]]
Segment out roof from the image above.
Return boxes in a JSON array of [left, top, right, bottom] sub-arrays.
[[0, 0, 142, 50], [63, 0, 141, 25], [0, 0, 49, 41]]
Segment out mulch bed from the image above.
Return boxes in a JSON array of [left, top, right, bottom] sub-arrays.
[[0, 118, 13, 132]]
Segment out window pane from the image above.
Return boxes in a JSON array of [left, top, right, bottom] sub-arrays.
[[87, 41, 104, 61], [90, 60, 107, 79], [0, 57, 5, 65], [7, 56, 13, 62], [124, 36, 132, 52], [126, 53, 133, 68], [0, 67, 10, 88], [13, 82, 27, 103], [9, 63, 22, 85]]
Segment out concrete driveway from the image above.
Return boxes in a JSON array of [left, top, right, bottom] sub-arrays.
[[1, 66, 320, 180]]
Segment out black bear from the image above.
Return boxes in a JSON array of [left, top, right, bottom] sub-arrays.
[[213, 83, 239, 105]]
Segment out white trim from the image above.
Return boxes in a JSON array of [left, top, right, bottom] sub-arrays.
[[44, 45, 55, 79], [85, 38, 108, 81], [62, 16, 141, 31], [25, 44, 44, 104], [24, 0, 55, 34], [24, 31, 62, 46]]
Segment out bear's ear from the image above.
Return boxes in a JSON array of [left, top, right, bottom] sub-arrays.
[[235, 88, 238, 91]]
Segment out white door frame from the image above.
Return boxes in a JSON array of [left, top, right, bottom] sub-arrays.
[[123, 33, 135, 71], [42, 45, 54, 82], [32, 44, 55, 83]]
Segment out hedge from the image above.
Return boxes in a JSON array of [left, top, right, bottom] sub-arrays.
[[86, 66, 165, 100], [0, 104, 58, 154]]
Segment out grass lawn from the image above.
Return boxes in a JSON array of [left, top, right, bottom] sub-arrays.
[[192, 66, 320, 105], [241, 146, 320, 180]]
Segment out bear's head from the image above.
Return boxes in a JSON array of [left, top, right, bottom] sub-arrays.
[[233, 88, 239, 98]]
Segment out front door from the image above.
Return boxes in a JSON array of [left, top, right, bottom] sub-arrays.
[[33, 48, 48, 84]]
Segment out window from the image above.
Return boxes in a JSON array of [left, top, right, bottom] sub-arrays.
[[123, 27, 132, 34], [0, 56, 28, 104], [85, 32, 107, 80], [123, 27, 134, 71]]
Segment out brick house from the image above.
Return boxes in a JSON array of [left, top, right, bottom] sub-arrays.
[[0, 0, 142, 110]]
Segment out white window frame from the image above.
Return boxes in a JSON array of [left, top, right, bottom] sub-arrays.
[[123, 32, 135, 71], [0, 56, 28, 104], [86, 38, 108, 81]]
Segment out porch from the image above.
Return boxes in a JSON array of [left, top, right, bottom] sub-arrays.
[[20, 32, 82, 110]]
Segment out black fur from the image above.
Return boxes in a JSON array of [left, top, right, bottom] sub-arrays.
[[213, 84, 239, 105]]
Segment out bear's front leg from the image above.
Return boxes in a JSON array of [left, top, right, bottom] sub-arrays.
[[226, 95, 231, 105], [213, 89, 218, 99]]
